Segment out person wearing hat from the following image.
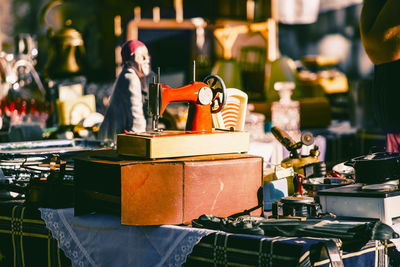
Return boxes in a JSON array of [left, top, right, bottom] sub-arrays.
[[360, 0, 400, 151], [100, 40, 153, 140]]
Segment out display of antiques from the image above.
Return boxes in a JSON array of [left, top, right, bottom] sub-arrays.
[[2, 1, 400, 265], [0, 139, 108, 207], [117, 68, 249, 159], [192, 214, 399, 252], [318, 152, 400, 225], [264, 126, 400, 232], [74, 68, 261, 225]]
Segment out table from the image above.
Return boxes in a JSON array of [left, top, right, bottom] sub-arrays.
[[0, 201, 71, 267], [1, 202, 400, 267]]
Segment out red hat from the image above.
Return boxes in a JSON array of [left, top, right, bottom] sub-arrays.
[[121, 40, 146, 64]]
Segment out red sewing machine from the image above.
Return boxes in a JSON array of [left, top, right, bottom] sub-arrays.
[[149, 73, 225, 132], [75, 71, 259, 225], [116, 71, 249, 159]]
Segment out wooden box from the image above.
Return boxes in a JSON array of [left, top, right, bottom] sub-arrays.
[[117, 130, 250, 159], [74, 149, 263, 225]]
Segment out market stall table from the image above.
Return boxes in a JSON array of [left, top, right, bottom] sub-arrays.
[[0, 202, 399, 267]]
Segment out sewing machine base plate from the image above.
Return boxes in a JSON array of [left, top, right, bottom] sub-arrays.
[[117, 130, 249, 159]]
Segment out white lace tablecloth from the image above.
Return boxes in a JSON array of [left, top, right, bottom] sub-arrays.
[[39, 208, 215, 267]]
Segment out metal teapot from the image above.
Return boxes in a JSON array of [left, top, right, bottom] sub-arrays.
[[45, 27, 85, 79]]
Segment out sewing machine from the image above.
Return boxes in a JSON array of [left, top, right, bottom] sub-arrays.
[[77, 73, 258, 225], [116, 71, 249, 159]]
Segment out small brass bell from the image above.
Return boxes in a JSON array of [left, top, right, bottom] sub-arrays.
[[45, 27, 85, 79]]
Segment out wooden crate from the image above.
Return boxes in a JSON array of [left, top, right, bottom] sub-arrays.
[[74, 149, 263, 225]]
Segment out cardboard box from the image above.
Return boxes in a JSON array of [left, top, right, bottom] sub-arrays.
[[74, 149, 263, 225]]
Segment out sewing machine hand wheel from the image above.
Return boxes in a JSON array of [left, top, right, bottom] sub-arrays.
[[203, 74, 226, 113]]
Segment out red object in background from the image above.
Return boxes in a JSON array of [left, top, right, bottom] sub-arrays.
[[30, 99, 37, 114], [387, 133, 400, 152], [327, 170, 345, 178], [294, 174, 304, 196], [8, 101, 15, 113], [0, 96, 50, 127]]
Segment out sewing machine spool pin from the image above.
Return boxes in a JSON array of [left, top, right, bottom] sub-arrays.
[[148, 67, 163, 132], [149, 73, 161, 132], [193, 60, 196, 82]]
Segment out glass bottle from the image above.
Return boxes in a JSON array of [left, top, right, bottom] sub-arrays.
[[271, 81, 300, 136]]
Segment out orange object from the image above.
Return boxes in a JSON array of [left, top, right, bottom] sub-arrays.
[[159, 82, 212, 132], [149, 74, 226, 133], [74, 149, 263, 225], [296, 175, 304, 196]]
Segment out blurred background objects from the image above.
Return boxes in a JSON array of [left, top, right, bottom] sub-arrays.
[[0, 0, 380, 165]]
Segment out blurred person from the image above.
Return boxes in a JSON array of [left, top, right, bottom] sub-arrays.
[[99, 40, 153, 140], [360, 0, 400, 152]]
